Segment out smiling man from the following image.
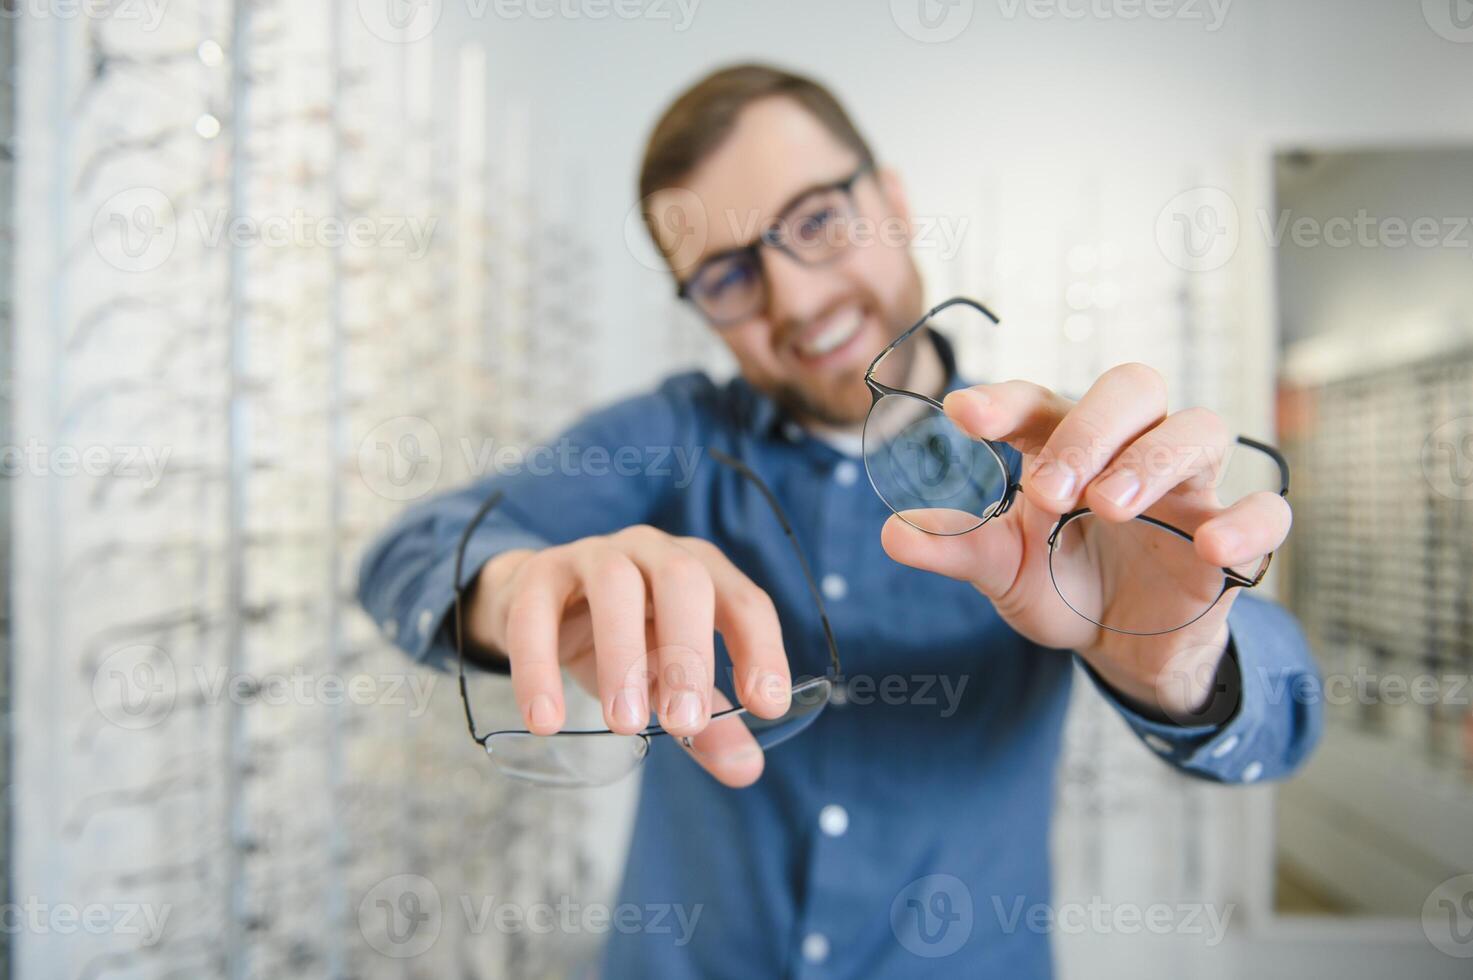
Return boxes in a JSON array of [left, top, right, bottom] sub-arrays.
[[357, 64, 1321, 978]]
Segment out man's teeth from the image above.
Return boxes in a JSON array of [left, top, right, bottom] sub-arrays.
[[799, 310, 862, 357]]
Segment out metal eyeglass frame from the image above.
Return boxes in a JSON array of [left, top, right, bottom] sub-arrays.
[[864, 295, 1294, 636], [1045, 435, 1291, 635], [451, 448, 842, 759], [676, 160, 876, 327], [863, 296, 1023, 535]]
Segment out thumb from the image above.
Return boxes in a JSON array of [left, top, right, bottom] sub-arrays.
[[880, 512, 1024, 598]]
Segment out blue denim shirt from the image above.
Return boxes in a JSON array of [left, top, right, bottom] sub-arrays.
[[356, 336, 1322, 979]]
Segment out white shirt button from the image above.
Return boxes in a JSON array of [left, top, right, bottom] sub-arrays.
[[818, 804, 849, 838], [1210, 734, 1240, 759], [1143, 734, 1172, 754], [801, 932, 830, 964], [417, 608, 435, 637], [834, 460, 860, 486], [1241, 761, 1264, 783], [821, 574, 847, 601], [382, 619, 398, 640], [782, 421, 804, 442]]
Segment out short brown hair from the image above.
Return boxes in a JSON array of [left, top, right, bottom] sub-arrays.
[[638, 63, 876, 205]]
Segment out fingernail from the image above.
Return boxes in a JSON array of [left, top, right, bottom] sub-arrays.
[[1095, 469, 1141, 509], [667, 690, 702, 730], [612, 688, 646, 730], [528, 694, 557, 730], [1030, 461, 1078, 502], [945, 389, 989, 421], [762, 671, 791, 707]]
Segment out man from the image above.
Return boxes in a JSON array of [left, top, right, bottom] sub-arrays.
[[357, 64, 1320, 978]]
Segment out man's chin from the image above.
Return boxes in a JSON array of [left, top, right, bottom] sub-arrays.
[[773, 378, 872, 430]]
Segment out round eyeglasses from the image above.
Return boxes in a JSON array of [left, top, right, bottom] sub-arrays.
[[861, 297, 1292, 636], [452, 450, 842, 786]]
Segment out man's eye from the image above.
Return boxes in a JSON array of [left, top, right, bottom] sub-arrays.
[[706, 261, 756, 298], [795, 206, 837, 241]]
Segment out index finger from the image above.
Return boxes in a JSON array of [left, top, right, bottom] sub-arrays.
[[680, 687, 765, 787], [679, 537, 792, 720], [942, 380, 1075, 456]]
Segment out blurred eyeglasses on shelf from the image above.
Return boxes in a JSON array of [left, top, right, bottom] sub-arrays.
[[862, 296, 1293, 637]]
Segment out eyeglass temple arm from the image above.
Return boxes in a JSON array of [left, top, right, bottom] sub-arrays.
[[1236, 435, 1291, 496], [866, 296, 1001, 380], [708, 449, 842, 677], [452, 488, 507, 746]]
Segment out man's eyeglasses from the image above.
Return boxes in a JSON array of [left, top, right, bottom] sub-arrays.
[[452, 450, 842, 787], [677, 161, 875, 327], [861, 296, 1293, 636]]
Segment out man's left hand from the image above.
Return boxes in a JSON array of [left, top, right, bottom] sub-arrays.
[[880, 363, 1292, 721]]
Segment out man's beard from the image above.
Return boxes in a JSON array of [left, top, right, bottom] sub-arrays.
[[770, 363, 873, 428]]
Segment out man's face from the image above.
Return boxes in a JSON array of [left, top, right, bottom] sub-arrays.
[[648, 97, 924, 427]]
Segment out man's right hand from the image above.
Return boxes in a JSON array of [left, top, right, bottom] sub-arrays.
[[464, 524, 794, 786]]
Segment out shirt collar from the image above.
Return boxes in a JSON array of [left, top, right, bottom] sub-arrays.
[[733, 328, 963, 439]]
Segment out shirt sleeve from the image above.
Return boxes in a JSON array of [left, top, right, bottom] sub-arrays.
[[354, 374, 709, 672], [1081, 594, 1323, 783]]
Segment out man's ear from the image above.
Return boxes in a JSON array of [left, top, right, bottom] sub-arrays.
[[875, 166, 914, 240]]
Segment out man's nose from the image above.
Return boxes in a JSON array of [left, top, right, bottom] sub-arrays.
[[760, 247, 848, 331]]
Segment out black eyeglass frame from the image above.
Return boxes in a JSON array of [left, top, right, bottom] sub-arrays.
[[676, 160, 877, 327], [1044, 435, 1291, 636], [863, 296, 1023, 536], [864, 295, 1295, 636], [451, 449, 842, 758]]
